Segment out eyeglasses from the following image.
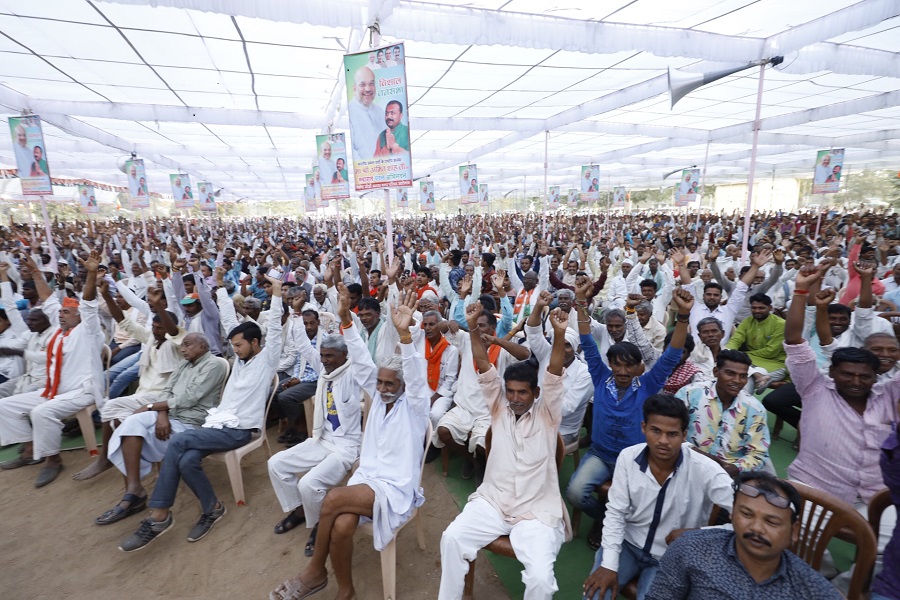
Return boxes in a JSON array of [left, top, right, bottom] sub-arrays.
[[736, 483, 794, 513]]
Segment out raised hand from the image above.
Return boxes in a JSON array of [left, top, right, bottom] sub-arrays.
[[172, 257, 186, 272], [147, 285, 165, 307], [671, 287, 695, 313], [814, 288, 836, 307], [626, 293, 643, 309], [78, 250, 101, 273], [458, 274, 473, 298], [575, 277, 593, 301], [390, 290, 417, 334], [491, 269, 506, 292], [855, 261, 876, 279], [795, 263, 825, 290], [670, 248, 686, 266], [536, 290, 553, 309], [548, 307, 568, 335], [465, 301, 483, 330], [214, 266, 227, 287], [335, 282, 351, 321], [751, 248, 773, 268], [773, 248, 784, 264]]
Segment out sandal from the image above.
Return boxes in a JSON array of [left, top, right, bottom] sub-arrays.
[[274, 509, 306, 534], [277, 429, 299, 444], [269, 575, 327, 600], [304, 525, 318, 557], [95, 493, 148, 525]]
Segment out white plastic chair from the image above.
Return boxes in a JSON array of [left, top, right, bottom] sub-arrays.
[[207, 373, 278, 505], [357, 419, 432, 600], [74, 345, 112, 457]]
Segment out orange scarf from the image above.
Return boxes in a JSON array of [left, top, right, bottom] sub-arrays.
[[473, 343, 502, 371], [416, 284, 438, 299], [514, 287, 536, 317], [41, 328, 72, 399], [425, 336, 449, 391]]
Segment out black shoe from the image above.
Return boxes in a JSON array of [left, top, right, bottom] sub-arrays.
[[304, 525, 318, 557], [187, 502, 226, 542], [424, 444, 441, 464], [119, 514, 174, 552]]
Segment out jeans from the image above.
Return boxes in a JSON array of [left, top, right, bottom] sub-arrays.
[[109, 342, 142, 366], [871, 595, 892, 600], [108, 352, 141, 399], [762, 382, 801, 429], [149, 427, 252, 514], [586, 542, 659, 600], [566, 447, 617, 520]]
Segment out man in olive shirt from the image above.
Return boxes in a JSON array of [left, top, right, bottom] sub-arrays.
[[94, 333, 227, 525]]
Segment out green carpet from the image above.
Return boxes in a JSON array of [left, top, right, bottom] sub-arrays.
[[0, 427, 101, 462], [438, 410, 856, 599]]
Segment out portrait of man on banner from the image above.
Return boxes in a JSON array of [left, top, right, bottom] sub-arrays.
[[674, 168, 701, 207], [459, 164, 478, 204], [171, 174, 194, 209], [613, 186, 626, 207], [78, 185, 98, 214], [397, 188, 409, 208], [420, 180, 435, 211], [344, 43, 412, 191], [479, 184, 489, 207], [8, 115, 52, 196], [812, 148, 845, 194], [548, 186, 560, 209], [126, 159, 150, 208], [567, 188, 578, 207], [581, 164, 599, 202], [316, 133, 351, 200]]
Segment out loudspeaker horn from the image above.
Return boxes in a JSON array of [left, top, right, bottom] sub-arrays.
[[668, 57, 783, 109]]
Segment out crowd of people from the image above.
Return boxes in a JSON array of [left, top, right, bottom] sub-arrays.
[[0, 207, 897, 600]]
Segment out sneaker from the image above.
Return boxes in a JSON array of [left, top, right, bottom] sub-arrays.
[[187, 502, 226, 542], [119, 514, 174, 552]]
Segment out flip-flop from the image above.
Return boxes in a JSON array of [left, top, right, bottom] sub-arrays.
[[269, 575, 327, 600], [96, 493, 148, 525], [274, 509, 306, 534]]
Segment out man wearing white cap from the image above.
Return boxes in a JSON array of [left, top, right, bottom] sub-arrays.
[[606, 259, 634, 310]]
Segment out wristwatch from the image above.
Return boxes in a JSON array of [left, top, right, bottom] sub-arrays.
[[146, 403, 154, 411]]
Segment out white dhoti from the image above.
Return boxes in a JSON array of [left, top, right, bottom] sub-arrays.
[[430, 395, 453, 429], [438, 497, 565, 600], [267, 438, 355, 528], [107, 410, 193, 479], [348, 473, 424, 551], [0, 387, 95, 460], [433, 405, 490, 454], [100, 393, 159, 423]]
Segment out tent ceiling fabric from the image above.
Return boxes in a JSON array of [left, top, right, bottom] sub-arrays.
[[0, 0, 898, 201]]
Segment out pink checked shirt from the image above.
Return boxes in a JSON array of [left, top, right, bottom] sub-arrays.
[[785, 341, 899, 503]]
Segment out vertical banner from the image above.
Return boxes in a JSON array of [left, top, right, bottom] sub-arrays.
[[313, 167, 328, 207], [548, 186, 560, 210], [581, 165, 599, 202], [419, 179, 435, 211], [78, 185, 98, 214], [126, 159, 149, 208], [171, 174, 194, 209], [812, 148, 845, 194], [396, 188, 409, 208], [675, 168, 700, 207], [316, 133, 351, 200], [197, 181, 216, 212], [459, 164, 478, 204], [613, 186, 626, 208], [479, 184, 489, 208], [8, 115, 52, 195], [344, 43, 412, 190], [567, 188, 578, 208], [304, 173, 318, 212]]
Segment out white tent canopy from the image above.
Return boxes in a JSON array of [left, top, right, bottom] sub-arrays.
[[0, 0, 898, 202]]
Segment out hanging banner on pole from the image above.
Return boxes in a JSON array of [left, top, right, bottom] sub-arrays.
[[548, 186, 560, 210], [344, 43, 412, 191], [126, 159, 149, 208], [171, 174, 194, 209], [316, 133, 351, 200], [675, 168, 700, 207], [396, 188, 409, 208], [197, 181, 216, 212], [459, 165, 477, 204], [8, 115, 52, 196], [567, 188, 578, 207], [419, 180, 435, 212], [78, 185, 98, 214], [304, 174, 318, 212], [581, 165, 599, 202], [613, 186, 626, 208], [812, 148, 845, 194], [479, 184, 489, 208]]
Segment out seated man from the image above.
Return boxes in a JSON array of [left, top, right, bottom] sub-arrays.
[[872, 423, 899, 600], [567, 284, 694, 550], [645, 473, 842, 599], [73, 282, 186, 482], [267, 285, 370, 557], [0, 253, 104, 487], [584, 393, 734, 600], [725, 293, 787, 391], [274, 303, 322, 447], [783, 263, 897, 580], [689, 316, 726, 379], [420, 309, 460, 431], [524, 290, 593, 445], [439, 303, 569, 600], [118, 273, 283, 551], [635, 300, 666, 352], [269, 289, 429, 600], [94, 332, 226, 524], [675, 349, 773, 475]]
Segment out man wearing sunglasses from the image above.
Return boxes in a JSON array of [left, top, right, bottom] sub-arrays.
[[645, 472, 841, 599]]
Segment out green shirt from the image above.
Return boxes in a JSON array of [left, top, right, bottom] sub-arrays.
[[376, 122, 410, 155], [163, 352, 228, 426]]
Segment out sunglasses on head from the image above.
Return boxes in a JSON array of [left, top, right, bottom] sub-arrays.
[[736, 483, 795, 514]]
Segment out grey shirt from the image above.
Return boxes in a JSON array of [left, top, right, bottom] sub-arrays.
[[163, 352, 227, 426]]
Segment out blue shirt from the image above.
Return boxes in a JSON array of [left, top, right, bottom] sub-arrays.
[[646, 529, 841, 600], [581, 333, 681, 464]]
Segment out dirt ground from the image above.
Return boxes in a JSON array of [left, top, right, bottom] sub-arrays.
[[0, 433, 511, 600]]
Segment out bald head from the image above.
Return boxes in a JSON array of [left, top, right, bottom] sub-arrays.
[[181, 332, 210, 363]]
